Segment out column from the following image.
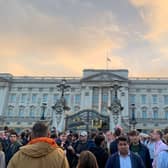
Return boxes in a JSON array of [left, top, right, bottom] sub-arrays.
[[89, 87, 93, 109], [80, 87, 85, 109], [108, 88, 111, 107], [0, 86, 9, 116], [98, 87, 102, 113]]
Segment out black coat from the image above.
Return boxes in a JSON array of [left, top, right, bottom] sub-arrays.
[[110, 139, 118, 155], [105, 152, 145, 168], [90, 146, 109, 168], [130, 143, 152, 168], [5, 141, 22, 165]]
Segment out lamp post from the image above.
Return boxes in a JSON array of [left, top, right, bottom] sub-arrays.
[[130, 104, 137, 130], [108, 84, 123, 130], [57, 79, 71, 99], [51, 79, 70, 132], [41, 103, 47, 120]]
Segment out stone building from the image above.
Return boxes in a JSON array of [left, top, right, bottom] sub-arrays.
[[0, 69, 168, 132]]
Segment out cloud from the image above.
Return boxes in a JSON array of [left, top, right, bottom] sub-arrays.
[[129, 0, 168, 41], [129, 0, 168, 76], [1, 0, 168, 77], [0, 0, 125, 76]]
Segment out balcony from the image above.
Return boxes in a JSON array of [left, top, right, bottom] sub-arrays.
[[1, 116, 51, 122]]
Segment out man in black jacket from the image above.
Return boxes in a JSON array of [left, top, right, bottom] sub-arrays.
[[106, 136, 145, 168], [5, 130, 22, 165], [90, 134, 109, 168], [129, 130, 152, 168]]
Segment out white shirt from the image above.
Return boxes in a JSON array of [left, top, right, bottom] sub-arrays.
[[119, 152, 132, 168]]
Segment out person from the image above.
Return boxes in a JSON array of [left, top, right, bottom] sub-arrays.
[[106, 136, 145, 168], [56, 132, 74, 167], [151, 129, 168, 168], [129, 130, 151, 168], [0, 142, 6, 168], [87, 131, 97, 149], [5, 130, 22, 165], [56, 132, 69, 152], [89, 134, 109, 168], [146, 131, 155, 166], [110, 127, 122, 154], [157, 133, 168, 168], [76, 150, 98, 168], [7, 122, 69, 168], [70, 133, 79, 168], [73, 131, 90, 168], [19, 131, 29, 145], [105, 130, 114, 154], [75, 131, 89, 156]]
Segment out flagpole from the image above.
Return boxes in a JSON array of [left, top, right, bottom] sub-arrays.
[[106, 57, 111, 70], [106, 52, 111, 70], [106, 56, 108, 70], [106, 50, 108, 70]]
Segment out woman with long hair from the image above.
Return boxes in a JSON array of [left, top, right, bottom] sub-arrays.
[[77, 151, 98, 168], [0, 142, 6, 168]]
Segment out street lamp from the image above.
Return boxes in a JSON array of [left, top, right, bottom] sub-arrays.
[[130, 104, 137, 130], [53, 79, 71, 111], [41, 103, 47, 120], [57, 79, 71, 99], [51, 79, 71, 132], [108, 84, 124, 129]]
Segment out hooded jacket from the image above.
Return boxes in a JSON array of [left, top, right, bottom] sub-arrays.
[[7, 137, 69, 168]]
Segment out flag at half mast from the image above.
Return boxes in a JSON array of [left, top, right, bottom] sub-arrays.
[[106, 56, 111, 69], [107, 57, 111, 62]]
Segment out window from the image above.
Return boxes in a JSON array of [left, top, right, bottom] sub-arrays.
[[164, 95, 168, 105], [8, 106, 14, 116], [21, 94, 27, 103], [153, 111, 158, 119], [165, 111, 168, 119], [153, 107, 158, 119], [101, 88, 108, 114], [30, 106, 35, 117], [9, 93, 16, 103], [129, 95, 136, 104], [32, 94, 37, 103], [142, 111, 147, 119], [64, 94, 70, 105], [102, 88, 108, 105], [42, 94, 48, 103], [152, 95, 158, 104], [141, 95, 147, 104], [93, 87, 99, 106], [53, 94, 59, 103], [75, 94, 81, 105], [19, 106, 25, 117], [142, 107, 147, 119]]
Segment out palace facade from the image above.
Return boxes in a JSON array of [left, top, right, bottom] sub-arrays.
[[0, 69, 168, 132]]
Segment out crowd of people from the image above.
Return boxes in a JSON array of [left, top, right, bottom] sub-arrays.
[[0, 123, 168, 168]]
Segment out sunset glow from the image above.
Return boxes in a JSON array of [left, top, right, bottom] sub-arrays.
[[0, 0, 168, 77]]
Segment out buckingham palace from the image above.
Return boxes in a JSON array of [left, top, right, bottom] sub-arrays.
[[0, 69, 168, 132]]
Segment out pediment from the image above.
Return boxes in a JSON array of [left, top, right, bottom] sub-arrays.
[[81, 72, 128, 82]]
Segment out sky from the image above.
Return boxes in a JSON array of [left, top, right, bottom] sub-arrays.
[[0, 0, 168, 77]]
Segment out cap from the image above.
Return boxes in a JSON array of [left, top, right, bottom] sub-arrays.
[[80, 131, 88, 136]]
